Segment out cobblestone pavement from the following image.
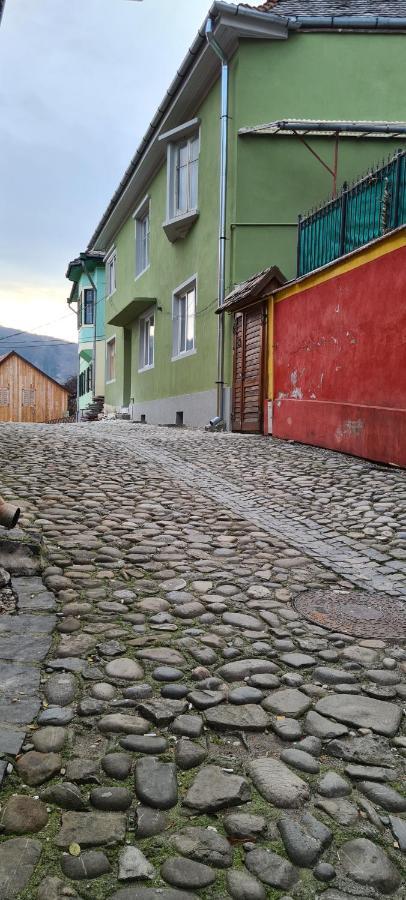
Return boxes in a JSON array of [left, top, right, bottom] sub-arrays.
[[0, 421, 404, 900]]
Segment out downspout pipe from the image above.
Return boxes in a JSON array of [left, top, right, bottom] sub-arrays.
[[205, 17, 229, 423], [80, 259, 98, 398], [0, 496, 20, 530]]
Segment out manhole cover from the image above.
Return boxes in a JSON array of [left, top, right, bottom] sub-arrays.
[[293, 589, 406, 639]]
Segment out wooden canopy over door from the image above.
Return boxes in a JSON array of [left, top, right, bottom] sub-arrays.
[[232, 301, 266, 433]]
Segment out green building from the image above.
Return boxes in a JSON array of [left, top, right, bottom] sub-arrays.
[[66, 252, 106, 417], [86, 0, 406, 427]]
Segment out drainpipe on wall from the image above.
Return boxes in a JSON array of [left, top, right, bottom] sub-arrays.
[[206, 17, 229, 423], [80, 259, 98, 397]]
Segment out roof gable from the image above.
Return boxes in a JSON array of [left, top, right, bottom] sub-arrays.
[[0, 351, 69, 392]]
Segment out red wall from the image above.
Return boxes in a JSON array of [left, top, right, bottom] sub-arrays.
[[272, 242, 406, 467]]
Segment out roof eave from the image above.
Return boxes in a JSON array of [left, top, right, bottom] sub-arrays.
[[88, 3, 288, 252]]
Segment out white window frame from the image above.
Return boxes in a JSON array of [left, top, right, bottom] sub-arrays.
[[134, 196, 151, 279], [138, 308, 155, 372], [81, 287, 95, 326], [106, 250, 117, 298], [168, 133, 199, 220], [106, 335, 116, 384], [172, 276, 197, 361]]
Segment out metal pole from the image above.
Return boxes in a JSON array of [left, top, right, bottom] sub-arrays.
[[206, 18, 229, 423]]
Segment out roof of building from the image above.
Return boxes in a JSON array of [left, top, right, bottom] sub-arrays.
[[254, 1, 406, 14], [87, 0, 406, 251], [0, 350, 69, 391], [220, 265, 286, 313]]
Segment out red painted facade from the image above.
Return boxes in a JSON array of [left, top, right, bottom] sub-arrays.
[[271, 237, 406, 467]]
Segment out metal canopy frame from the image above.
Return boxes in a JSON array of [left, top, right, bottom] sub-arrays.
[[239, 119, 406, 196]]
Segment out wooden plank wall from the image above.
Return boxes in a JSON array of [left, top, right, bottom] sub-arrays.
[[0, 355, 68, 423]]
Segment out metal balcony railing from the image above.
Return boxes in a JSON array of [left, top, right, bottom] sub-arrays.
[[297, 149, 406, 276]]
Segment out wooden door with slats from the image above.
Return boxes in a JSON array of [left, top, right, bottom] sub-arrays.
[[231, 303, 265, 433]]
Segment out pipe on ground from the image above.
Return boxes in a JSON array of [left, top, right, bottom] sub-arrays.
[[0, 497, 20, 529]]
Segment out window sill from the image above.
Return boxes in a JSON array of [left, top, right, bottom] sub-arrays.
[[106, 290, 116, 301], [135, 265, 150, 282], [171, 348, 196, 362], [105, 379, 116, 385], [163, 209, 199, 243], [138, 364, 154, 373]]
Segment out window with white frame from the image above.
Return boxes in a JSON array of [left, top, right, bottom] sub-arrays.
[[82, 288, 95, 325], [106, 337, 116, 382], [135, 198, 150, 277], [106, 252, 116, 297], [173, 135, 199, 217], [139, 311, 154, 370], [173, 282, 196, 358]]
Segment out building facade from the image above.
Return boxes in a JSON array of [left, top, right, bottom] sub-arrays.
[[66, 252, 106, 417], [85, 0, 406, 428]]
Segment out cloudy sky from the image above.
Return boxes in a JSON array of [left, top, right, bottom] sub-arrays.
[[0, 0, 263, 343]]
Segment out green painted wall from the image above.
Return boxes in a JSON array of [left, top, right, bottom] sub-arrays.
[[232, 33, 405, 282], [105, 74, 235, 409], [104, 30, 405, 410]]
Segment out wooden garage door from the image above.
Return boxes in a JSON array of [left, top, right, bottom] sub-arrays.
[[232, 302, 265, 433]]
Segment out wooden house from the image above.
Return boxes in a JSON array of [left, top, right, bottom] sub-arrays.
[[0, 351, 69, 423]]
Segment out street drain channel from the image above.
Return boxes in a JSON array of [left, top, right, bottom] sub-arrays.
[[293, 588, 406, 639]]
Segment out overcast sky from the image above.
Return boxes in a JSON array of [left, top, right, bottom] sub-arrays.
[[0, 0, 263, 343]]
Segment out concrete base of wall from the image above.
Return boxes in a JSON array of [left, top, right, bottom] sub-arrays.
[[122, 388, 231, 429]]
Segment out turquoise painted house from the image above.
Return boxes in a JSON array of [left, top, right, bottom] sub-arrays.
[[83, 0, 406, 429], [66, 251, 106, 416]]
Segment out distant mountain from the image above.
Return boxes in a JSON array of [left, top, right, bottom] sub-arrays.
[[0, 326, 77, 384]]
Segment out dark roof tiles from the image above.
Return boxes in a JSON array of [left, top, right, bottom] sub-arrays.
[[256, 0, 406, 14]]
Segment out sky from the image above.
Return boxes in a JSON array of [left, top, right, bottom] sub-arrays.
[[0, 0, 263, 343]]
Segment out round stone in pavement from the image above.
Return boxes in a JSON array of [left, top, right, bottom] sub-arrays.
[[280, 748, 320, 774], [16, 751, 61, 786], [118, 845, 155, 881], [229, 686, 264, 704], [223, 813, 267, 839], [40, 782, 87, 811], [44, 673, 76, 706], [1, 795, 48, 833], [61, 850, 111, 880], [226, 868, 266, 900], [102, 753, 132, 780], [170, 826, 233, 868], [338, 838, 401, 894], [124, 684, 153, 700], [317, 771, 351, 798], [120, 735, 168, 754], [175, 739, 207, 770], [31, 726, 67, 753], [135, 757, 178, 809], [161, 857, 216, 889], [98, 713, 150, 734], [135, 805, 168, 838], [105, 658, 144, 680], [161, 684, 189, 699], [152, 666, 183, 682], [91, 682, 116, 700], [245, 848, 299, 890], [90, 786, 132, 811], [272, 718, 302, 741], [313, 862, 336, 882]]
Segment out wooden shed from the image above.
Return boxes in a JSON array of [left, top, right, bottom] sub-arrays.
[[0, 351, 69, 423]]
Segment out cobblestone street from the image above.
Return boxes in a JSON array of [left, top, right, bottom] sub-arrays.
[[0, 421, 405, 900]]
